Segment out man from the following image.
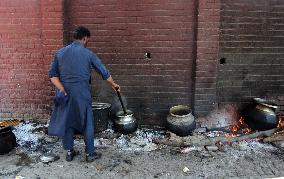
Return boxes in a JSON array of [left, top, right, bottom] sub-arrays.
[[48, 26, 120, 162]]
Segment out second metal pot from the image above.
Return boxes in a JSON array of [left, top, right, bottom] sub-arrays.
[[113, 89, 138, 134], [114, 109, 138, 134], [242, 98, 278, 131]]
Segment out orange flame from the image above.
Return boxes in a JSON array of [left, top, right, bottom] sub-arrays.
[[239, 116, 245, 125], [277, 115, 284, 127], [242, 127, 252, 135], [226, 116, 253, 137], [229, 125, 239, 132]]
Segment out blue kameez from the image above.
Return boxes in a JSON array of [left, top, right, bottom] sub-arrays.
[[48, 41, 110, 138]]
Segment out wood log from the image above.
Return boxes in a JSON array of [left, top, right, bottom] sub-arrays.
[[263, 134, 284, 143], [263, 129, 284, 143], [153, 126, 284, 147]]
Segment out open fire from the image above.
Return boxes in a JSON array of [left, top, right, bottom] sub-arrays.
[[225, 117, 252, 137], [225, 114, 284, 138]]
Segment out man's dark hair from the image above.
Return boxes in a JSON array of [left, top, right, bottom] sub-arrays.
[[73, 26, 91, 40]]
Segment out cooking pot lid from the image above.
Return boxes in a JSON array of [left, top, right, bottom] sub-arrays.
[[92, 102, 111, 109]]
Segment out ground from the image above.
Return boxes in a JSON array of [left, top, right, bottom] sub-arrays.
[[0, 124, 284, 179], [1, 143, 284, 179]]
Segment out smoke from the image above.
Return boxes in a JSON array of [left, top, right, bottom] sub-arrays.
[[91, 79, 128, 116]]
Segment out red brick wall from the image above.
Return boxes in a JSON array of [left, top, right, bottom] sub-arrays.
[[194, 0, 221, 117], [1, 0, 283, 125], [64, 0, 197, 125], [0, 0, 63, 121], [218, 0, 284, 112]]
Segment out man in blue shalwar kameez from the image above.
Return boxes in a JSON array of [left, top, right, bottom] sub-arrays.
[[48, 26, 120, 162]]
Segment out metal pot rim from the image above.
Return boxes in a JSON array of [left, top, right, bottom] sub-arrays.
[[169, 105, 192, 118], [116, 110, 133, 117], [253, 98, 277, 109], [92, 102, 111, 109]]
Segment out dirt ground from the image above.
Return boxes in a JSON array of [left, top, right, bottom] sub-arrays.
[[1, 135, 284, 179]]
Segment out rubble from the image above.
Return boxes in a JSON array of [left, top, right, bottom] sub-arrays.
[[205, 145, 219, 151], [180, 146, 203, 153], [39, 153, 60, 164]]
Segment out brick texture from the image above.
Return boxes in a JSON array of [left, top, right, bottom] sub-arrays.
[[0, 0, 63, 121], [218, 0, 284, 112], [64, 0, 197, 125], [1, 0, 283, 126], [194, 0, 221, 117]]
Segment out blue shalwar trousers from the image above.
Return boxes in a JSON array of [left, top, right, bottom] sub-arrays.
[[48, 82, 96, 155]]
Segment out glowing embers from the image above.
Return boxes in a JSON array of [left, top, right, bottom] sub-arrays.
[[277, 114, 284, 128], [226, 116, 253, 137]]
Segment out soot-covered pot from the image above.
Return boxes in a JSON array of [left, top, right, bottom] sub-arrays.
[[0, 126, 17, 155], [166, 105, 196, 137], [242, 98, 278, 131]]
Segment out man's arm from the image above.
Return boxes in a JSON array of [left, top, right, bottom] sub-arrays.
[[106, 75, 120, 91], [50, 77, 67, 95]]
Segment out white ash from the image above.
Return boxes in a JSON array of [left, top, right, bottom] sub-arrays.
[[115, 128, 165, 151], [116, 134, 130, 148], [206, 131, 225, 137], [206, 130, 241, 138], [225, 139, 278, 159], [102, 128, 115, 134], [237, 140, 276, 153], [13, 122, 46, 152]]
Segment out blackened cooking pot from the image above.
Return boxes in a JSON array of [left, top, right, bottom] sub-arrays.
[[0, 126, 17, 155], [242, 98, 278, 131], [166, 105, 196, 137]]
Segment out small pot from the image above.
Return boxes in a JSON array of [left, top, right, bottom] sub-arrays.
[[166, 105, 196, 137], [242, 98, 278, 131], [113, 110, 138, 134]]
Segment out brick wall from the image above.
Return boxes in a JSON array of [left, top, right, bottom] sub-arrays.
[[64, 0, 197, 125], [1, 0, 283, 125], [194, 0, 221, 117], [218, 0, 284, 112], [0, 0, 63, 121]]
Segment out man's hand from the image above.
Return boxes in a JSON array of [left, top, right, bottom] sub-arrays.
[[112, 83, 120, 92], [50, 77, 67, 95], [106, 75, 120, 92]]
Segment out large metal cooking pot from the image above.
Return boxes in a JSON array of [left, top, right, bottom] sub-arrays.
[[113, 89, 138, 134], [242, 98, 278, 131], [0, 126, 16, 155], [92, 102, 111, 133]]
